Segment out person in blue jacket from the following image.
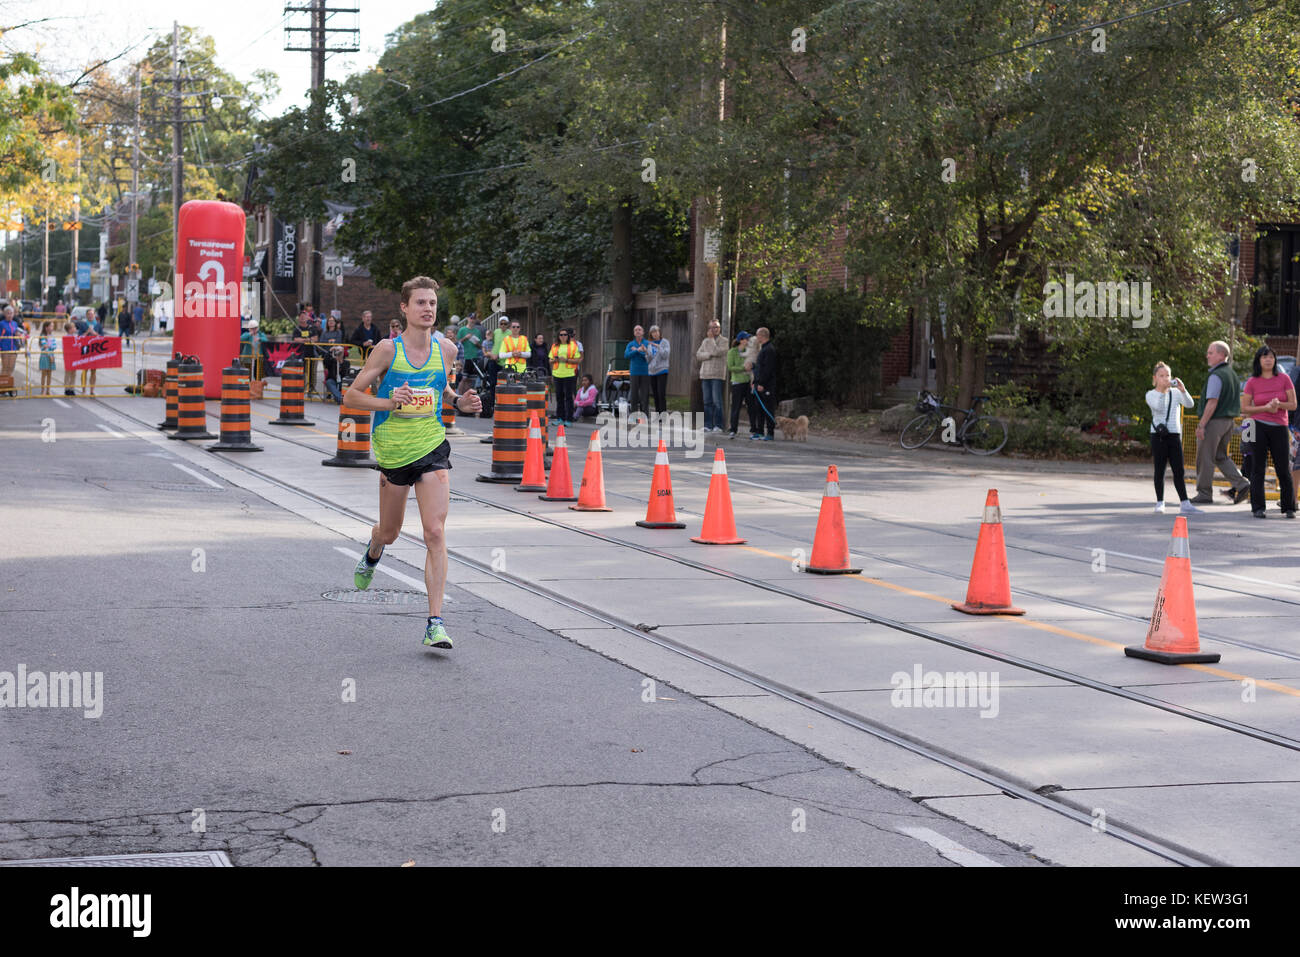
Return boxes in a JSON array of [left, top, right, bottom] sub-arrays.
[[624, 323, 652, 415]]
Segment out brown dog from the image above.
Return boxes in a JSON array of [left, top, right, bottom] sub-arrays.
[[775, 414, 809, 441]]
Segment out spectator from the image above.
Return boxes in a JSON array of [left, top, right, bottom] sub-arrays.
[[727, 331, 755, 438], [0, 305, 25, 382], [54, 301, 66, 317], [323, 345, 351, 403], [1241, 345, 1297, 519], [1192, 340, 1249, 505], [117, 302, 134, 348], [350, 310, 383, 350], [320, 314, 344, 346], [527, 331, 549, 378], [61, 321, 76, 396], [37, 320, 57, 395], [388, 318, 403, 340], [647, 324, 670, 415], [550, 328, 581, 422], [1145, 362, 1198, 514], [96, 300, 108, 330], [89, 309, 104, 336], [73, 311, 90, 335], [575, 373, 599, 419], [624, 324, 652, 414], [132, 300, 145, 338], [695, 320, 727, 432], [1288, 359, 1300, 513], [241, 320, 269, 378], [458, 313, 484, 376], [498, 320, 529, 374], [751, 326, 777, 440]]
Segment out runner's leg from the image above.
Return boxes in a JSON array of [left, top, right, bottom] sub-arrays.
[[412, 469, 451, 619], [371, 473, 410, 558]]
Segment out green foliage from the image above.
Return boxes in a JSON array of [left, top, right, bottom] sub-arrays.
[[1052, 313, 1263, 426], [735, 286, 901, 407]]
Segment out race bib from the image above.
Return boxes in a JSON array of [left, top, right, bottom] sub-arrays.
[[394, 387, 437, 417]]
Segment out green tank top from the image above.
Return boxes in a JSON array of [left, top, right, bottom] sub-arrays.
[[372, 336, 447, 468]]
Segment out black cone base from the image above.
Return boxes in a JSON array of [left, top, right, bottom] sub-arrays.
[[270, 417, 314, 426], [805, 565, 863, 575], [322, 456, 377, 469], [169, 431, 218, 441], [477, 472, 524, 483], [1124, 645, 1221, 665], [207, 442, 263, 452], [636, 521, 686, 529]]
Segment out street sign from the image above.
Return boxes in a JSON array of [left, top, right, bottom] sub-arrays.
[[111, 274, 119, 288], [702, 228, 720, 264], [322, 258, 343, 282], [77, 262, 92, 290], [126, 278, 139, 303]]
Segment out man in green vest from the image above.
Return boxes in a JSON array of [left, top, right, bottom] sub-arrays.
[[1192, 339, 1249, 504]]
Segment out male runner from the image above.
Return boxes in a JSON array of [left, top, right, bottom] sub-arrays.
[[344, 276, 482, 649]]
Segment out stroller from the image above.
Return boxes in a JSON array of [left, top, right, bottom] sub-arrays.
[[602, 362, 631, 417]]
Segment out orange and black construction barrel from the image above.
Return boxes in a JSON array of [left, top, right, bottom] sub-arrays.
[[476, 380, 527, 482], [524, 374, 551, 461], [442, 370, 463, 435], [481, 371, 510, 443], [270, 356, 313, 426], [207, 362, 263, 452], [156, 355, 182, 430], [168, 357, 218, 441], [322, 383, 378, 469]]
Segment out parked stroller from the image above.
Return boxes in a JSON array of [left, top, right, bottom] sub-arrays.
[[602, 362, 631, 417]]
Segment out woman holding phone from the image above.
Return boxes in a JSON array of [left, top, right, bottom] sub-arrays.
[[1145, 362, 1198, 514]]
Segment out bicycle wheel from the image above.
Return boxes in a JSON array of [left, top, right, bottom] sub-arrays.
[[900, 412, 941, 449], [962, 416, 1008, 455]]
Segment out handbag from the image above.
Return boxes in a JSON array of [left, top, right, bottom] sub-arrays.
[[1153, 391, 1174, 437]]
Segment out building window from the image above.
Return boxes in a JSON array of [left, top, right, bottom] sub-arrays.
[[1252, 226, 1300, 336]]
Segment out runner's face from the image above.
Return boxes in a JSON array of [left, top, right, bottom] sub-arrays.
[[403, 290, 437, 328]]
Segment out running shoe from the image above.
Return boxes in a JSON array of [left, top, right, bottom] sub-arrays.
[[1178, 500, 1201, 514], [1154, 501, 1165, 514], [353, 544, 383, 589], [423, 618, 453, 649]]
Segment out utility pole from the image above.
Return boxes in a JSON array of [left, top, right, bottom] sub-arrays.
[[71, 141, 80, 303], [43, 208, 49, 308], [172, 21, 183, 271], [284, 0, 359, 313], [130, 63, 141, 270]]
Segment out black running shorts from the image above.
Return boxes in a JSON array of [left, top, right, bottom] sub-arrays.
[[378, 439, 452, 486]]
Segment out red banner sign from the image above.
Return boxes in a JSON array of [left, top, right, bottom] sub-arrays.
[[62, 335, 123, 371]]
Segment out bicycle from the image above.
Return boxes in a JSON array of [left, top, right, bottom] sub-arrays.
[[900, 390, 1009, 455]]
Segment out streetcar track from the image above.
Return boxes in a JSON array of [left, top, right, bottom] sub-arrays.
[[98, 399, 1222, 867], [107, 400, 1300, 863], [243, 410, 1300, 665]]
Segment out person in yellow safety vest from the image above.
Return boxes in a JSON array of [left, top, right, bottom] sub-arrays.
[[549, 327, 583, 422], [499, 320, 530, 374]]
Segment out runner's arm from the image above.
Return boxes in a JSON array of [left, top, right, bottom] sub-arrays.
[[344, 339, 402, 411], [441, 337, 480, 412]]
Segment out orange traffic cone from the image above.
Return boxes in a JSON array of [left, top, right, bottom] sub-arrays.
[[515, 411, 548, 492], [636, 440, 686, 529], [570, 432, 613, 512], [1125, 517, 1220, 664], [691, 449, 746, 544], [952, 489, 1024, 615], [804, 465, 861, 574], [539, 424, 578, 502]]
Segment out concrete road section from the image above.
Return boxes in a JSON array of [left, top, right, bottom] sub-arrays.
[[0, 398, 1042, 867]]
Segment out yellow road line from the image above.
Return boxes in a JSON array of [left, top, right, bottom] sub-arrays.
[[737, 545, 1300, 698]]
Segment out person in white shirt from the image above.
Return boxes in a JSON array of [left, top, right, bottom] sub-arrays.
[[1146, 361, 1198, 514]]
